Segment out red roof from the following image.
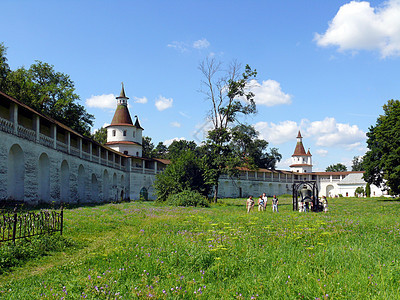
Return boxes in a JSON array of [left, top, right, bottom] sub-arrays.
[[105, 141, 141, 146], [292, 130, 311, 156], [153, 158, 171, 165], [311, 171, 364, 176], [292, 141, 308, 156], [110, 104, 133, 126], [289, 163, 312, 167]]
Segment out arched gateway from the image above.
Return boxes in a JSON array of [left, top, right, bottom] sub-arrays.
[[292, 180, 321, 212]]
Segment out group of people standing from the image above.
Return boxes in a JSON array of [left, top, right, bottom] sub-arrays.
[[246, 194, 329, 213], [246, 193, 279, 213]]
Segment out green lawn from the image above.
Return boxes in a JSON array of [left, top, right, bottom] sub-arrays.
[[1, 197, 400, 299]]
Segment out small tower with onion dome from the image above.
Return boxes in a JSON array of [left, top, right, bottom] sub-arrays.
[[289, 130, 312, 173], [105, 83, 143, 157]]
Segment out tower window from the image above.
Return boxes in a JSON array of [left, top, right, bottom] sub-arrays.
[[123, 151, 128, 155], [123, 130, 127, 136], [112, 130, 116, 136], [133, 131, 135, 137]]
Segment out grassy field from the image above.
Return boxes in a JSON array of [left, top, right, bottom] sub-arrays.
[[1, 196, 400, 299]]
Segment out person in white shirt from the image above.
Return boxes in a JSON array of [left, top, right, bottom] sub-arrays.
[[262, 193, 268, 210]]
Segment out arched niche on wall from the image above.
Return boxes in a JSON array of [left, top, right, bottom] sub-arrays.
[[38, 153, 50, 202], [7, 144, 25, 200], [60, 160, 70, 202]]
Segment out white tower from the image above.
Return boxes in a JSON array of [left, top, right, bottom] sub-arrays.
[[289, 130, 312, 173], [105, 84, 143, 157]]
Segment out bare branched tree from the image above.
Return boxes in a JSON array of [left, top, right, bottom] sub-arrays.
[[199, 58, 255, 131], [199, 58, 257, 202]]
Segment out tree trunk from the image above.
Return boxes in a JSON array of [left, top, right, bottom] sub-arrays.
[[213, 184, 219, 203]]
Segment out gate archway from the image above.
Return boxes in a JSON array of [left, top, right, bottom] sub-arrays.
[[292, 181, 320, 212]]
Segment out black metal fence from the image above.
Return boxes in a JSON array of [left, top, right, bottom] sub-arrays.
[[0, 205, 63, 244]]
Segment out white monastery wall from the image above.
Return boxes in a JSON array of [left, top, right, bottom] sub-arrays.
[[0, 132, 129, 205]]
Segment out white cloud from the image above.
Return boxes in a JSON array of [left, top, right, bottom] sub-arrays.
[[248, 79, 292, 107], [168, 38, 210, 52], [171, 121, 181, 128], [86, 94, 116, 109], [306, 117, 337, 136], [254, 120, 299, 144], [179, 111, 190, 118], [305, 118, 366, 147], [164, 137, 186, 146], [316, 149, 329, 157], [133, 96, 148, 104], [167, 41, 189, 52], [155, 96, 173, 111], [193, 38, 210, 49], [315, 0, 400, 57], [254, 117, 366, 150], [344, 142, 362, 150], [86, 94, 148, 108], [276, 158, 292, 170]]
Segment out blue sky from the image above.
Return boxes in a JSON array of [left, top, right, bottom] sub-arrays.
[[2, 0, 400, 171]]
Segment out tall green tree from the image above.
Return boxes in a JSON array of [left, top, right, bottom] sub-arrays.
[[153, 142, 168, 159], [325, 163, 347, 172], [1, 43, 94, 135], [351, 156, 364, 171], [4, 60, 94, 135], [0, 43, 11, 91], [91, 127, 107, 144], [167, 140, 198, 160], [141, 136, 154, 158], [230, 124, 282, 169], [363, 100, 400, 195], [199, 58, 257, 202]]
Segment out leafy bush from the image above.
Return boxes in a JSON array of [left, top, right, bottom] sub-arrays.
[[355, 186, 365, 197], [155, 150, 212, 202], [167, 190, 210, 207], [0, 234, 74, 274]]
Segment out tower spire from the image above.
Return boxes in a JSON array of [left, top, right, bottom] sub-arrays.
[[111, 84, 133, 124], [297, 130, 302, 138], [116, 82, 129, 106], [118, 82, 127, 99]]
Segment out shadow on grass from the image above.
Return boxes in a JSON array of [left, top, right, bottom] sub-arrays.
[[376, 197, 400, 202], [0, 198, 138, 212]]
